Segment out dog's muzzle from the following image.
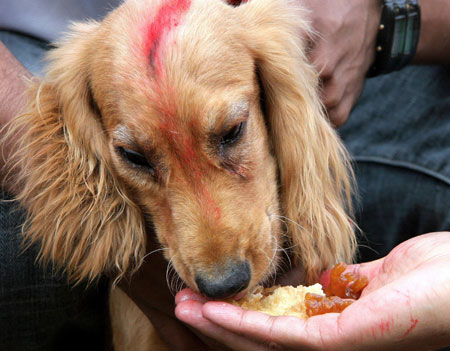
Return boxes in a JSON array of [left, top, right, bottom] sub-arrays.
[[195, 260, 251, 299]]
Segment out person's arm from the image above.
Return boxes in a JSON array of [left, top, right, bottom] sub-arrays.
[[301, 0, 450, 127], [414, 0, 450, 63], [0, 41, 31, 193]]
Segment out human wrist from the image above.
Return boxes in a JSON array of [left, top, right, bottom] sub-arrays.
[[368, 0, 421, 77], [413, 0, 450, 64], [362, 0, 384, 73]]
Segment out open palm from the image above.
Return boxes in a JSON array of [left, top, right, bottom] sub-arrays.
[[175, 232, 450, 350]]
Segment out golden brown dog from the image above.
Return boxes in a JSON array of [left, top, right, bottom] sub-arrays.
[[4, 0, 356, 349]]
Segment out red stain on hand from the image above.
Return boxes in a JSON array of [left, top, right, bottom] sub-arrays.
[[144, 0, 191, 75], [403, 318, 419, 337], [378, 319, 391, 337]]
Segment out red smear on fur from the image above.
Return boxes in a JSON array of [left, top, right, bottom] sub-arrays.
[[403, 318, 418, 337], [144, 0, 191, 75], [158, 101, 221, 222]]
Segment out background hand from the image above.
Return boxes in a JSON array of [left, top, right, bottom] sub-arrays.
[[176, 232, 450, 351], [300, 0, 381, 127]]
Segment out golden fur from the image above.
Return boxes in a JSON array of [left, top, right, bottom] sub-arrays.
[[4, 0, 356, 348]]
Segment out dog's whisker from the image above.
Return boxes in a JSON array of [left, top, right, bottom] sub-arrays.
[[165, 257, 178, 297], [175, 276, 186, 295], [257, 237, 279, 287], [271, 214, 305, 231], [171, 269, 181, 294], [142, 247, 167, 261], [165, 257, 184, 297]]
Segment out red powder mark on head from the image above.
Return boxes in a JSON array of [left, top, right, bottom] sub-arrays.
[[144, 0, 191, 75], [157, 96, 221, 222], [403, 318, 419, 337], [141, 1, 220, 221]]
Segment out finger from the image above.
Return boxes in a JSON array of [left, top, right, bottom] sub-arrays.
[[309, 39, 341, 82], [325, 80, 364, 127], [202, 302, 330, 350], [175, 288, 208, 304], [320, 78, 346, 112], [176, 300, 271, 351]]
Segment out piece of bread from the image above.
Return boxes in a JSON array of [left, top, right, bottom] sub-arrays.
[[229, 284, 324, 319], [230, 264, 369, 318]]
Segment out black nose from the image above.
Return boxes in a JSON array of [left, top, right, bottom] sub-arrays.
[[195, 260, 251, 299]]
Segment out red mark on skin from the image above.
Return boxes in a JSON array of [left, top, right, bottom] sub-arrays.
[[378, 319, 391, 337], [371, 326, 377, 340], [376, 316, 394, 338], [403, 318, 419, 337], [143, 0, 191, 75]]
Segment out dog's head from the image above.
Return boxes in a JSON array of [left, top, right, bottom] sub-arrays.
[[11, 0, 355, 297]]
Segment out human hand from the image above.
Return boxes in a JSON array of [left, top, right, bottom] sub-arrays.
[[299, 0, 381, 127], [175, 232, 450, 351]]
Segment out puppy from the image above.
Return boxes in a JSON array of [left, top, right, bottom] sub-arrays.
[[4, 0, 356, 349]]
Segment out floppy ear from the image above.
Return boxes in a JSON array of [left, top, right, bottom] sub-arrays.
[[237, 0, 356, 282], [5, 22, 146, 283]]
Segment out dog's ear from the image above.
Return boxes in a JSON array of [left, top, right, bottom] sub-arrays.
[[6, 22, 146, 284], [237, 0, 356, 282]]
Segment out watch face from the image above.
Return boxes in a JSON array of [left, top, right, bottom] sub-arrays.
[[391, 7, 407, 58]]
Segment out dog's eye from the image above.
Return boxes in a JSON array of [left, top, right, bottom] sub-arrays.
[[117, 146, 155, 174], [220, 121, 246, 146]]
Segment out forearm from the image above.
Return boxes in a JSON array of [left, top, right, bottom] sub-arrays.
[[0, 41, 31, 193], [413, 0, 450, 63]]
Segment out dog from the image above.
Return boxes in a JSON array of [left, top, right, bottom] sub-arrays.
[[4, 0, 356, 349]]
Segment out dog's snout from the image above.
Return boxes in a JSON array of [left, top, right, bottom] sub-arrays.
[[195, 260, 251, 299]]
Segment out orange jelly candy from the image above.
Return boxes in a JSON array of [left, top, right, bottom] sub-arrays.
[[305, 293, 354, 316], [305, 263, 369, 317], [324, 262, 369, 299]]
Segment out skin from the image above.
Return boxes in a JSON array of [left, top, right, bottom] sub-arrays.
[[175, 232, 450, 351], [300, 0, 382, 127], [301, 0, 450, 127]]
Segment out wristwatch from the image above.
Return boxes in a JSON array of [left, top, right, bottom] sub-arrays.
[[368, 0, 421, 77]]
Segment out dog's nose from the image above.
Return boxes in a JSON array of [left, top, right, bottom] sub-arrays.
[[195, 260, 251, 299]]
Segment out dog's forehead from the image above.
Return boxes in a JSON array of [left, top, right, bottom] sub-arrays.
[[104, 0, 256, 140], [113, 0, 248, 78]]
